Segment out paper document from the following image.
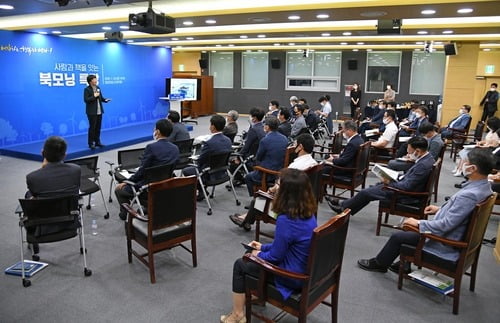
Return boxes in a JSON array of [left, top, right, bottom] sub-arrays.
[[119, 170, 132, 179], [408, 269, 454, 295], [364, 128, 379, 137], [399, 136, 411, 142], [463, 144, 477, 149], [372, 163, 400, 182]]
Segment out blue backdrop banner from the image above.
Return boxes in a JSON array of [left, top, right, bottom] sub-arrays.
[[0, 30, 171, 148]]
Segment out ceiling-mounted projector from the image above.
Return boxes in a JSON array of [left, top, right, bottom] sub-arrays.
[[129, 8, 176, 34]]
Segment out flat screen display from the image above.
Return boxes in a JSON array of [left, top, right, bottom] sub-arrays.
[[169, 78, 198, 101]]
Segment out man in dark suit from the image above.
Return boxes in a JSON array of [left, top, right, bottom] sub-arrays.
[[244, 116, 289, 196], [277, 107, 292, 138], [166, 110, 190, 142], [115, 119, 180, 219], [25, 136, 81, 255], [399, 105, 428, 137], [323, 120, 363, 177], [480, 83, 498, 122], [182, 115, 233, 200], [239, 107, 266, 160], [83, 74, 110, 149], [328, 136, 435, 215], [440, 104, 471, 139]]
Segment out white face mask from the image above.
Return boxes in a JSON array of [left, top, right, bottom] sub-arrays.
[[383, 118, 390, 125], [459, 109, 465, 114], [491, 88, 497, 91], [268, 106, 273, 111], [408, 151, 419, 161], [414, 112, 422, 118], [152, 130, 157, 140], [343, 132, 349, 140], [387, 86, 391, 90], [462, 164, 475, 177]]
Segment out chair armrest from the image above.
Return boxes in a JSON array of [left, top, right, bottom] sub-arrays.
[[253, 166, 280, 177], [243, 254, 309, 281], [323, 161, 356, 172], [449, 127, 466, 133], [255, 190, 274, 200], [105, 161, 115, 166], [122, 203, 148, 222], [382, 186, 431, 197], [403, 223, 467, 248]]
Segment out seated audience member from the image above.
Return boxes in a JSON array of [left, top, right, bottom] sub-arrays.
[[229, 133, 318, 230], [291, 104, 307, 138], [357, 148, 495, 273], [388, 122, 443, 172], [399, 105, 428, 137], [166, 110, 190, 142], [244, 116, 289, 197], [359, 100, 387, 134], [298, 97, 307, 105], [316, 95, 333, 134], [370, 109, 398, 149], [266, 100, 280, 117], [182, 115, 232, 200], [289, 95, 299, 118], [327, 136, 434, 215], [238, 107, 266, 161], [452, 116, 500, 177], [304, 104, 319, 133], [363, 100, 379, 120], [223, 110, 239, 142], [324, 120, 363, 177], [221, 168, 317, 323], [116, 119, 180, 219], [440, 104, 472, 139], [277, 108, 292, 138], [25, 136, 81, 254]]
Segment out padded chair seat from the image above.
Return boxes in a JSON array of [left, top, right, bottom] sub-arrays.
[[80, 178, 100, 194], [26, 227, 78, 243], [132, 220, 192, 244], [332, 175, 363, 185], [401, 244, 458, 272]]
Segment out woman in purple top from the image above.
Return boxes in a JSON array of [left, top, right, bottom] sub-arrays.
[[220, 168, 318, 323]]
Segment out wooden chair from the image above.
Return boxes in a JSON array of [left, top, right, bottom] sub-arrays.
[[398, 193, 497, 315], [123, 176, 198, 284], [312, 131, 343, 160], [243, 210, 351, 323], [252, 146, 295, 193], [105, 147, 145, 203], [432, 144, 447, 202], [376, 160, 441, 236], [448, 119, 478, 162], [370, 130, 400, 165], [321, 141, 371, 200]]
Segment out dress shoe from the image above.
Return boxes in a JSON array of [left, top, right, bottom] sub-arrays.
[[229, 214, 244, 227], [388, 261, 412, 274], [357, 258, 388, 273], [243, 222, 251, 232], [244, 203, 251, 210], [118, 211, 127, 221]]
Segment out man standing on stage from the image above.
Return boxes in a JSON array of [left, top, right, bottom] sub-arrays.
[[84, 74, 110, 149]]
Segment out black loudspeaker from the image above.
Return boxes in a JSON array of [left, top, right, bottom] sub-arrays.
[[104, 31, 123, 42], [444, 43, 458, 56], [377, 19, 402, 34], [271, 58, 281, 69], [199, 59, 208, 69], [347, 59, 358, 70]]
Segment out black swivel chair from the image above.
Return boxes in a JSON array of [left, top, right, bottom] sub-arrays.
[[105, 147, 145, 202]]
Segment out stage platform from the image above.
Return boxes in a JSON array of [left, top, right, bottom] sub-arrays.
[[0, 122, 159, 161]]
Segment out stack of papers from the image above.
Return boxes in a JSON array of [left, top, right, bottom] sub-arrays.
[[372, 163, 400, 182], [365, 128, 380, 137], [408, 269, 454, 295]]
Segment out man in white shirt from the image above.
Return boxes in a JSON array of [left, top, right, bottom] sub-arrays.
[[371, 109, 398, 149]]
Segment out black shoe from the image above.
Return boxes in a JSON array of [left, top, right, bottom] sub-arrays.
[[229, 214, 244, 227], [326, 198, 343, 214], [243, 222, 251, 231], [244, 203, 251, 210], [96, 143, 105, 148], [196, 194, 205, 202], [119, 211, 127, 221], [357, 258, 388, 273], [388, 261, 412, 274]]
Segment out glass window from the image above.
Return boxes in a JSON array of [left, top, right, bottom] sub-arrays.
[[366, 51, 401, 93], [285, 51, 342, 92], [209, 52, 233, 88], [241, 52, 269, 89], [410, 51, 446, 95]]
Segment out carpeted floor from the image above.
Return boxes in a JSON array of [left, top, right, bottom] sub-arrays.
[[0, 116, 498, 323]]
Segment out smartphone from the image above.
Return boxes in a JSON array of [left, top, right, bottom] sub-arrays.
[[241, 242, 256, 252]]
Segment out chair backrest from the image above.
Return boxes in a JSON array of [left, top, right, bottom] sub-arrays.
[[462, 193, 496, 269], [283, 146, 296, 168], [331, 131, 343, 154], [173, 138, 195, 169], [355, 141, 371, 175], [144, 163, 175, 184], [147, 176, 197, 232], [472, 121, 485, 142], [65, 156, 98, 179], [118, 148, 145, 170], [305, 210, 350, 294], [206, 151, 232, 174], [424, 160, 441, 194], [19, 195, 79, 225], [304, 163, 324, 200]]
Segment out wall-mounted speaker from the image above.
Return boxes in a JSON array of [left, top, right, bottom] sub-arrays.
[[377, 19, 402, 34], [104, 31, 123, 42], [271, 58, 281, 69], [347, 59, 358, 70], [199, 59, 208, 69], [444, 43, 458, 56]]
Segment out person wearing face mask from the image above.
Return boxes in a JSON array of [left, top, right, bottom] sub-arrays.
[[267, 100, 280, 117], [480, 83, 499, 122], [383, 84, 396, 103], [440, 105, 472, 139], [399, 105, 428, 137], [370, 110, 398, 149], [222, 110, 239, 143], [291, 104, 308, 138], [115, 119, 180, 220], [316, 95, 333, 134], [357, 148, 494, 273], [350, 82, 362, 118], [323, 120, 363, 176], [327, 136, 434, 216], [452, 116, 500, 177]]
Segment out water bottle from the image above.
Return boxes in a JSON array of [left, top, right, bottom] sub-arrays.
[[91, 219, 98, 236]]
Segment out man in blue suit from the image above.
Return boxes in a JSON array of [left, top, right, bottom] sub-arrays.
[[244, 116, 289, 196], [440, 104, 472, 139], [239, 107, 266, 161], [357, 148, 494, 272], [328, 136, 435, 215], [115, 119, 180, 220], [399, 105, 428, 137], [182, 115, 232, 200], [166, 110, 190, 142]]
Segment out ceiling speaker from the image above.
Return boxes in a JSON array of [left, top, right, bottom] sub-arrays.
[[444, 43, 458, 56], [377, 19, 402, 34]]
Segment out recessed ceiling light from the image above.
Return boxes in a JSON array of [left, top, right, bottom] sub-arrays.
[[288, 15, 301, 20], [414, 48, 421, 51], [434, 41, 443, 45], [296, 49, 302, 52], [228, 44, 234, 47], [186, 37, 194, 40], [183, 21, 194, 26], [257, 34, 266, 38], [38, 31, 47, 35], [273, 43, 280, 46], [421, 9, 436, 15], [442, 30, 454, 34], [417, 31, 428, 35], [126, 40, 134, 43], [216, 44, 221, 47], [205, 19, 216, 24], [316, 14, 330, 19], [321, 33, 331, 37], [416, 42, 424, 45], [102, 26, 112, 30], [119, 25, 129, 30], [288, 43, 295, 46], [357, 42, 364, 45], [246, 50, 251, 52], [240, 35, 248, 39], [483, 48, 491, 51], [353, 49, 359, 52], [457, 8, 473, 14], [258, 49, 263, 52], [342, 32, 352, 36], [211, 50, 217, 53], [175, 45, 182, 48], [171, 37, 178, 41], [340, 42, 348, 45], [52, 31, 62, 34], [366, 49, 372, 51], [0, 5, 14, 10]]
